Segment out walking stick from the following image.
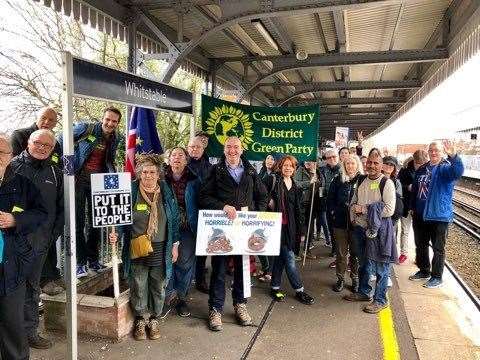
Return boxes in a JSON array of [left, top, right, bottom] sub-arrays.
[[302, 180, 316, 267]]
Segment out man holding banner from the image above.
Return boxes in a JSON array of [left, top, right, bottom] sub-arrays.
[[199, 136, 268, 332], [59, 107, 123, 278]]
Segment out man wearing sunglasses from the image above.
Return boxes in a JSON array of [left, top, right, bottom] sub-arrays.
[[10, 129, 64, 350]]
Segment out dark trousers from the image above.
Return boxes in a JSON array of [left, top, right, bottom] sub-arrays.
[[167, 230, 196, 300], [24, 251, 48, 337], [209, 255, 245, 312], [326, 211, 336, 255], [41, 238, 61, 286], [75, 176, 101, 265], [0, 282, 29, 360], [412, 217, 448, 279]]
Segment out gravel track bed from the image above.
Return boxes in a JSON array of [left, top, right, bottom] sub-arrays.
[[446, 224, 480, 298], [458, 177, 480, 192], [454, 206, 480, 226], [454, 191, 480, 209]]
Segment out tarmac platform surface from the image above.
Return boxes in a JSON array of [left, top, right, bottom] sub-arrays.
[[32, 241, 479, 360]]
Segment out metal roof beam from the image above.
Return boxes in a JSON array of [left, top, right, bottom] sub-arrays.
[[333, 10, 350, 99], [321, 114, 391, 121], [290, 97, 405, 106], [156, 0, 432, 83], [321, 107, 395, 114]]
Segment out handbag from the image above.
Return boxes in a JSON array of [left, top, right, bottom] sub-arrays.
[[130, 234, 153, 259]]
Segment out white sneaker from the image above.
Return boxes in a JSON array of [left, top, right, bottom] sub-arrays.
[[76, 265, 88, 279], [369, 274, 377, 282]]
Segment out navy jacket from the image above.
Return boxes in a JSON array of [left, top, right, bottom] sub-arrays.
[[366, 202, 397, 264], [397, 160, 415, 215], [412, 155, 464, 222], [327, 174, 361, 229], [0, 167, 48, 295], [187, 153, 211, 183], [58, 121, 122, 174]]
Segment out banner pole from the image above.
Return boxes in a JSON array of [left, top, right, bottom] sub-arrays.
[[302, 180, 316, 267], [61, 51, 78, 360], [111, 226, 120, 299], [190, 91, 197, 139]]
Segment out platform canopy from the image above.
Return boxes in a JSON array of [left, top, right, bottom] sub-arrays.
[[34, 0, 480, 140]]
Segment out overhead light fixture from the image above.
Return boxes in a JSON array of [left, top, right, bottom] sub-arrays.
[[252, 19, 279, 51], [296, 48, 308, 61]]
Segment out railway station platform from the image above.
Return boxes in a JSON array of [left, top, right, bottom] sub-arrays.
[[31, 239, 480, 360]]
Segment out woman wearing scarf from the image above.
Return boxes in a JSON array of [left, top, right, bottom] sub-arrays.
[[119, 154, 180, 341], [327, 154, 363, 293], [264, 155, 314, 305]]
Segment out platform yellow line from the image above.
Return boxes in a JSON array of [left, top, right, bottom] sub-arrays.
[[378, 303, 401, 360]]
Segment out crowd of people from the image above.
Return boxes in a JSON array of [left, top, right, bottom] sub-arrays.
[[0, 107, 464, 359]]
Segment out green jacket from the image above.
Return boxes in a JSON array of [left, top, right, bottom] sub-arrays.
[[121, 180, 180, 280]]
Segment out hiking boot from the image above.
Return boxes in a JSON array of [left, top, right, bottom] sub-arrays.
[[234, 303, 252, 326], [343, 293, 372, 302], [133, 318, 147, 341], [351, 278, 359, 293], [306, 253, 317, 260], [148, 318, 161, 340], [295, 291, 315, 305], [423, 277, 443, 289], [398, 254, 407, 264], [28, 334, 52, 349], [328, 260, 336, 269], [42, 281, 64, 296], [332, 279, 344, 292], [270, 288, 285, 302], [408, 271, 431, 281], [208, 308, 223, 331], [363, 302, 388, 314], [176, 300, 191, 317]]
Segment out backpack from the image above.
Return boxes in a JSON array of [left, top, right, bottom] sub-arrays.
[[357, 175, 404, 221]]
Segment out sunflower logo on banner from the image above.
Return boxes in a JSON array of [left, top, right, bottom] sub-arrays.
[[205, 105, 254, 149]]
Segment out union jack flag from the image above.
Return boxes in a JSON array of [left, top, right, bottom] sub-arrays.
[[125, 107, 163, 177]]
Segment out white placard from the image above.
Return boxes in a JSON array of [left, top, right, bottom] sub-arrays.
[[195, 210, 282, 256], [91, 172, 132, 228], [335, 126, 349, 148]]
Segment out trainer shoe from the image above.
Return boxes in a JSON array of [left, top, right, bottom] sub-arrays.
[[176, 300, 191, 317], [328, 260, 336, 269], [208, 308, 223, 331], [42, 281, 64, 296], [295, 291, 315, 305], [88, 261, 108, 273], [270, 289, 286, 302], [147, 318, 161, 340], [28, 334, 52, 349], [398, 254, 407, 264], [408, 271, 431, 281], [363, 302, 388, 314], [76, 265, 88, 279], [343, 293, 372, 302], [234, 303, 252, 326], [133, 318, 147, 341], [423, 277, 443, 289]]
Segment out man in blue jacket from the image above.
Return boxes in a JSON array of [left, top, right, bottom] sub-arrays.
[[59, 107, 122, 278], [409, 140, 464, 288], [0, 133, 48, 360]]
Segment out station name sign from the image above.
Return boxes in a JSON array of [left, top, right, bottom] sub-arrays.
[[72, 57, 193, 114]]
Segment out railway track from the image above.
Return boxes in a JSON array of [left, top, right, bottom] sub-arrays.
[[454, 186, 480, 200], [452, 199, 480, 241]]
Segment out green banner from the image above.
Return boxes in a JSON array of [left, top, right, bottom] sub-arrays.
[[201, 95, 319, 161]]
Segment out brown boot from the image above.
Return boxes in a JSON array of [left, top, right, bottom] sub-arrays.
[[148, 318, 161, 340], [234, 303, 252, 326], [208, 308, 223, 331], [343, 293, 372, 302], [133, 318, 147, 341], [363, 302, 388, 314]]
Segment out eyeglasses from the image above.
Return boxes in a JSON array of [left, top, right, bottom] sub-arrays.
[[33, 141, 53, 149]]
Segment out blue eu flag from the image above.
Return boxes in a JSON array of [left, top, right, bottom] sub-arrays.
[[104, 174, 119, 190]]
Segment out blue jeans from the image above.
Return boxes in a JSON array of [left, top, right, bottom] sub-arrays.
[[317, 211, 331, 244], [354, 226, 390, 305], [167, 229, 196, 300], [271, 245, 303, 291]]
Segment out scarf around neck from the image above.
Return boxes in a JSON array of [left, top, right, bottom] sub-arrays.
[[139, 183, 161, 239]]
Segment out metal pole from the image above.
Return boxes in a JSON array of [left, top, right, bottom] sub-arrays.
[[302, 181, 316, 267], [111, 226, 120, 299], [190, 91, 196, 139], [126, 21, 138, 148], [61, 51, 78, 360]]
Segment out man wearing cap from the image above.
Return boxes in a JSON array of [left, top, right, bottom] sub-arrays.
[[409, 140, 463, 288], [199, 136, 268, 332]]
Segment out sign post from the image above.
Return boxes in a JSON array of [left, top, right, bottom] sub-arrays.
[[91, 172, 133, 299]]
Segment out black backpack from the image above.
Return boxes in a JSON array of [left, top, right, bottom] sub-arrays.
[[357, 175, 404, 221]]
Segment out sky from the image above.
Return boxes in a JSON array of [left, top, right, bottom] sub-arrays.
[[0, 0, 479, 146]]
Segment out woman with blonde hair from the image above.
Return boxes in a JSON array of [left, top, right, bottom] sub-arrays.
[[327, 154, 363, 293]]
